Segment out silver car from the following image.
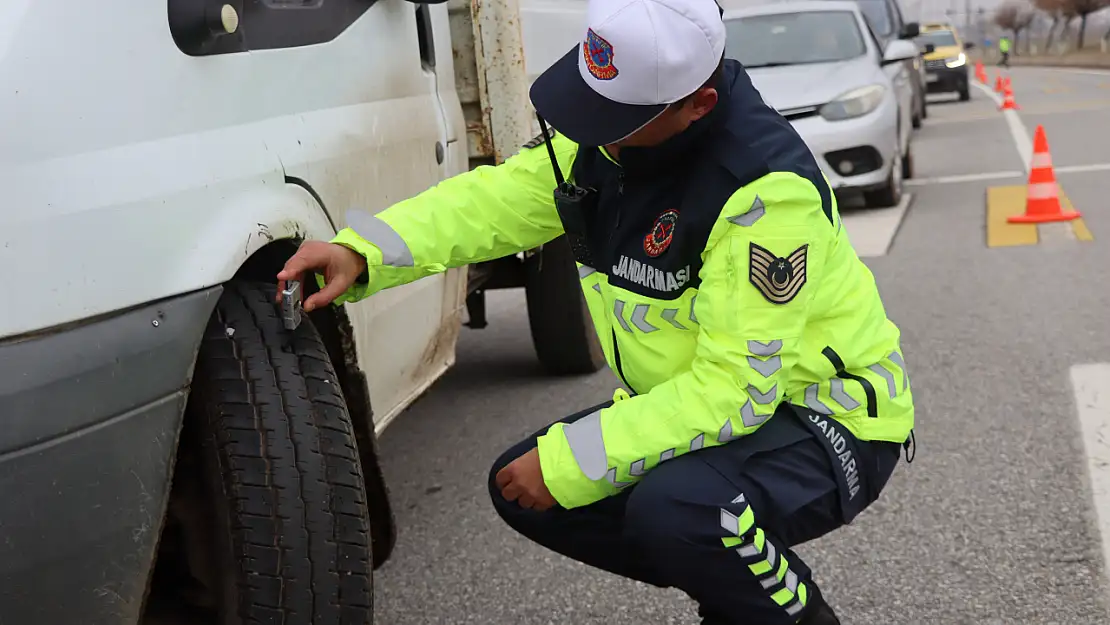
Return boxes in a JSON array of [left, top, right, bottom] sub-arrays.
[[724, 1, 920, 207]]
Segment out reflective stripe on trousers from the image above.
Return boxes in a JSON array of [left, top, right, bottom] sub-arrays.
[[720, 498, 810, 618]]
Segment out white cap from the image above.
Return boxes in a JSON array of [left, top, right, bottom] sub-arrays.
[[529, 0, 726, 146], [580, 0, 726, 106]]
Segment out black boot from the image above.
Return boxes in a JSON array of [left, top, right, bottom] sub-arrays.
[[796, 585, 840, 625], [696, 587, 841, 625]]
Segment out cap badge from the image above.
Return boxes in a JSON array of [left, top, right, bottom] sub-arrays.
[[583, 28, 619, 81]]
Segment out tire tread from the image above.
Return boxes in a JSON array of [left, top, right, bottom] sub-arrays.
[[193, 281, 373, 624]]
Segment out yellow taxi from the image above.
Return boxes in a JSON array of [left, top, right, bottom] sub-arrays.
[[916, 22, 973, 101]]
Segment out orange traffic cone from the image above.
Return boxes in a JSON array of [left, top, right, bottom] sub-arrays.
[[975, 61, 987, 83], [999, 82, 1019, 110], [995, 74, 1004, 92], [1007, 125, 1081, 224], [1004, 75, 1013, 91]]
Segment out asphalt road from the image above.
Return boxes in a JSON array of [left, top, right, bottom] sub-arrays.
[[371, 66, 1110, 624]]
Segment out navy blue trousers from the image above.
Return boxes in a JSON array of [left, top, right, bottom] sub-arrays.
[[488, 401, 902, 625]]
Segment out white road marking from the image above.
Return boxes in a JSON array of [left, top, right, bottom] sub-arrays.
[[1070, 363, 1110, 583], [972, 81, 1034, 172], [1039, 221, 1076, 244], [903, 164, 1110, 186], [840, 193, 912, 258], [906, 171, 1024, 186], [1053, 68, 1110, 76], [1056, 163, 1110, 175], [924, 115, 1000, 126], [963, 82, 1110, 180]]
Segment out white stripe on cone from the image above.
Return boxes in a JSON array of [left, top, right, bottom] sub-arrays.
[[1031, 153, 1053, 169], [1028, 182, 1058, 200]]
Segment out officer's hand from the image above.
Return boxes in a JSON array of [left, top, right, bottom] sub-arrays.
[[277, 241, 367, 312], [495, 447, 556, 511]]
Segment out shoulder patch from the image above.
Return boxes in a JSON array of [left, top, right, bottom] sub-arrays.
[[523, 126, 556, 149], [749, 242, 808, 305], [727, 195, 766, 227]]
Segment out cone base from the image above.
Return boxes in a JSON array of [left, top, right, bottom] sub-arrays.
[[1007, 210, 1082, 224]]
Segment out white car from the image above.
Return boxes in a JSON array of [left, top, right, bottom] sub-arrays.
[[723, 1, 920, 207]]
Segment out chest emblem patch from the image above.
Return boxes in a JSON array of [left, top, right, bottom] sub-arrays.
[[583, 29, 619, 81], [643, 209, 680, 257], [749, 242, 808, 304]]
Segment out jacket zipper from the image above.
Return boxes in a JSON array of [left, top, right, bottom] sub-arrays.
[[608, 169, 635, 394], [611, 328, 633, 394], [607, 170, 624, 248]]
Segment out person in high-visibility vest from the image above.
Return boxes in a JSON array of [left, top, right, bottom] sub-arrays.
[[277, 0, 916, 621], [999, 35, 1012, 67]]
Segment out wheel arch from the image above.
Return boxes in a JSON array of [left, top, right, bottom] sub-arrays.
[[155, 177, 397, 569]]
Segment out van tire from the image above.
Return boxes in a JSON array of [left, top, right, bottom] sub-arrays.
[[189, 281, 374, 625], [525, 235, 607, 375]]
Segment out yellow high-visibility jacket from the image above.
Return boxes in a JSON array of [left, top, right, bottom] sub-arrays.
[[327, 60, 914, 510]]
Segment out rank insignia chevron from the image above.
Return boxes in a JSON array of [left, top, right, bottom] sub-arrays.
[[749, 242, 808, 305]]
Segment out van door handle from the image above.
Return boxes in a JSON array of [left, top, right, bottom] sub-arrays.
[[168, 1, 240, 43], [210, 3, 240, 37]]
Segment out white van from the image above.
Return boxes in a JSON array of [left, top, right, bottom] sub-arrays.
[[0, 1, 599, 623]]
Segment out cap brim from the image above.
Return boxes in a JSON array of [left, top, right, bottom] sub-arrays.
[[530, 46, 667, 148]]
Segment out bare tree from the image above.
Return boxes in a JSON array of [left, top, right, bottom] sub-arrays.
[[1015, 5, 1036, 51], [995, 3, 1020, 29], [1061, 0, 1110, 49], [995, 1, 1037, 52], [1034, 0, 1067, 50]]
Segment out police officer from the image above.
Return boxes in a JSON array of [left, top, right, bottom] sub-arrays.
[[277, 0, 915, 621]]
